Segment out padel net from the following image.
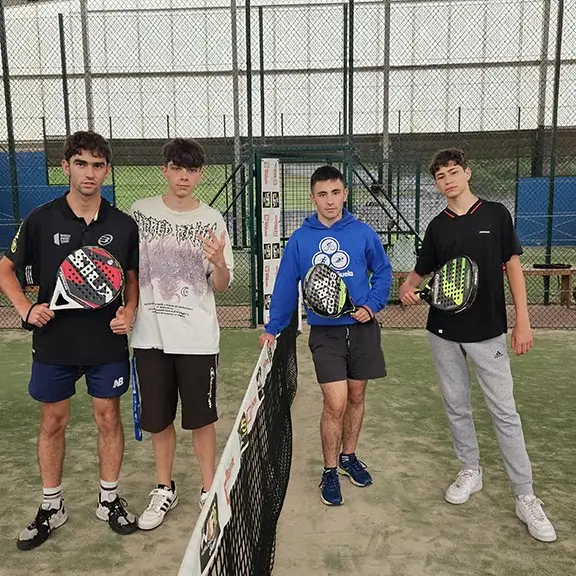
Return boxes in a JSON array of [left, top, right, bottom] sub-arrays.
[[178, 313, 299, 576]]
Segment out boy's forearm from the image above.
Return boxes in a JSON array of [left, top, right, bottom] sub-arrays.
[[211, 262, 231, 292], [0, 260, 32, 319], [505, 257, 530, 323], [405, 271, 424, 288], [123, 270, 139, 314]]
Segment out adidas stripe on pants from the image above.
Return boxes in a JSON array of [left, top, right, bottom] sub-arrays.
[[428, 332, 534, 496]]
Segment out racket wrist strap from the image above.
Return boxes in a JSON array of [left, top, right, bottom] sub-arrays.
[[23, 303, 38, 331]]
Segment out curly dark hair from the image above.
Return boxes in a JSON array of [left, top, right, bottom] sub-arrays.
[[63, 131, 112, 164]]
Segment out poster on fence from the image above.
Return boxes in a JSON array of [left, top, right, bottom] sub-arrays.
[[261, 158, 281, 325]]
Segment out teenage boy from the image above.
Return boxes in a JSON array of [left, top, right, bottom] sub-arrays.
[[0, 131, 139, 550], [399, 148, 556, 543], [130, 138, 233, 530], [260, 165, 392, 506]]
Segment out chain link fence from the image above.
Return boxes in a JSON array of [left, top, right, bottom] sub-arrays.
[[0, 0, 574, 329]]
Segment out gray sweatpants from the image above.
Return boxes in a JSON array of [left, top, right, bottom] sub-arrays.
[[428, 332, 533, 496]]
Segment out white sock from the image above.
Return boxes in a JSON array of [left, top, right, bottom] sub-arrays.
[[43, 485, 62, 510], [100, 479, 118, 503]]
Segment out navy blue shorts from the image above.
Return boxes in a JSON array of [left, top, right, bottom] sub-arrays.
[[29, 360, 130, 403]]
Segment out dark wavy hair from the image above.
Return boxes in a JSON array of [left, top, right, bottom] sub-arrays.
[[429, 148, 468, 177], [63, 131, 112, 164]]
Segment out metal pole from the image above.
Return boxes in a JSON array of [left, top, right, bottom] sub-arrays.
[[58, 14, 71, 137], [415, 161, 421, 239], [230, 0, 241, 245], [544, 0, 564, 305], [230, 0, 242, 246], [0, 0, 19, 227], [42, 116, 49, 185], [258, 6, 265, 142], [80, 0, 95, 131], [245, 0, 253, 250], [245, 0, 254, 152], [409, 4, 416, 131], [381, 0, 391, 186], [347, 0, 354, 147], [223, 114, 230, 227], [245, 0, 258, 322], [346, 0, 354, 212], [534, 0, 551, 177], [479, 5, 488, 131], [108, 116, 116, 206], [342, 4, 348, 140], [514, 106, 521, 222]]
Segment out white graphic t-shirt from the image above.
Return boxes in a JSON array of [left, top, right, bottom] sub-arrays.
[[130, 196, 234, 354]]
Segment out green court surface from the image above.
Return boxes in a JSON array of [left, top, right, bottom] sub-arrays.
[[1, 328, 575, 575]]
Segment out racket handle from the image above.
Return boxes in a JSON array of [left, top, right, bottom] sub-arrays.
[[415, 287, 431, 304]]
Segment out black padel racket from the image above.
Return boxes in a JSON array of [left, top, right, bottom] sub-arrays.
[[302, 263, 358, 318], [418, 255, 479, 314], [50, 246, 124, 311]]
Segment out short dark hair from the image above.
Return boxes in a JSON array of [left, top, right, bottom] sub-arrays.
[[310, 165, 345, 189], [63, 131, 112, 164], [429, 148, 468, 177], [162, 138, 206, 168]]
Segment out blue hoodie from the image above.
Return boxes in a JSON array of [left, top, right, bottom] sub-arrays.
[[265, 209, 393, 335]]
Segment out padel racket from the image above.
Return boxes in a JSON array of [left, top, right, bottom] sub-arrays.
[[302, 263, 358, 318], [50, 246, 124, 311], [130, 356, 143, 442], [417, 255, 479, 314]]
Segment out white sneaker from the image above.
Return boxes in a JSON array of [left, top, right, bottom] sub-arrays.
[[516, 494, 557, 542], [199, 488, 208, 511], [137, 481, 179, 531], [445, 468, 483, 504]]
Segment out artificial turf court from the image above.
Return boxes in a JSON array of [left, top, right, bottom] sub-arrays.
[[0, 328, 575, 575]]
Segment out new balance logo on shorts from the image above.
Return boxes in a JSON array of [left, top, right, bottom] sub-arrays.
[[112, 377, 124, 389]]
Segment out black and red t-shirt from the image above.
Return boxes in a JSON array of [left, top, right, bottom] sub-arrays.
[[4, 193, 139, 365]]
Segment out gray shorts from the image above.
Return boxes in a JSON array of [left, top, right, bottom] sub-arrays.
[[308, 321, 386, 384]]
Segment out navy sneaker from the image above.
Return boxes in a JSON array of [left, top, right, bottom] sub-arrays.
[[319, 468, 343, 506], [338, 453, 373, 487]]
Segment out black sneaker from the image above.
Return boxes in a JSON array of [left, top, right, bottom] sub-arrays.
[[17, 501, 68, 551], [96, 495, 138, 535]]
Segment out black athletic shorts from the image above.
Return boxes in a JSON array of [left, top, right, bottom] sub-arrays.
[[308, 320, 386, 384], [133, 348, 218, 432]]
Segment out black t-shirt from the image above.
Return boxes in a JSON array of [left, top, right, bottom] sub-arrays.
[[414, 199, 522, 343], [5, 194, 139, 365]]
